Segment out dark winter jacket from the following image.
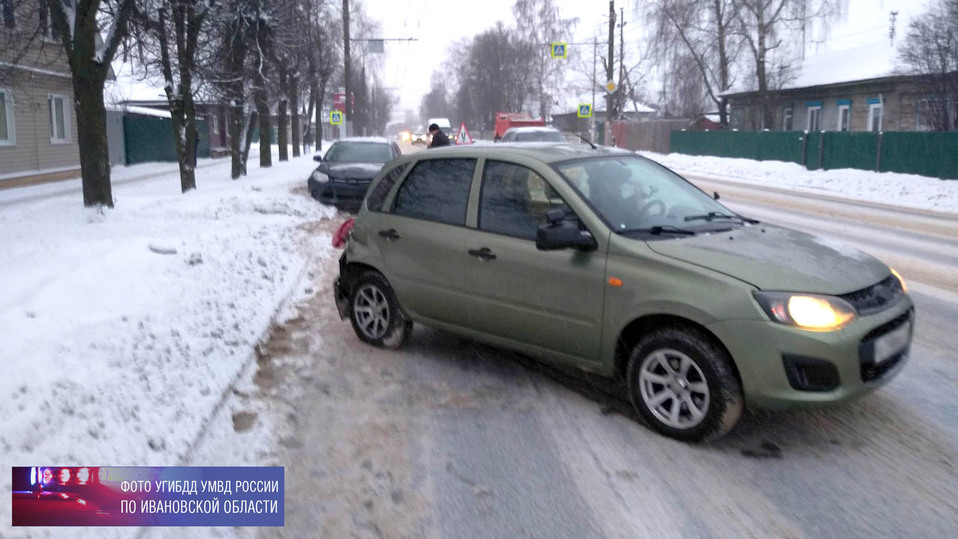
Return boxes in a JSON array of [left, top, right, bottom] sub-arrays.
[[428, 129, 450, 148]]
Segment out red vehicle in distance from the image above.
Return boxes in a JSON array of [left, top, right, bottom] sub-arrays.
[[493, 112, 544, 141]]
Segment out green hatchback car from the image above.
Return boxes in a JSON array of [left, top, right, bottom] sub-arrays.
[[333, 144, 914, 441]]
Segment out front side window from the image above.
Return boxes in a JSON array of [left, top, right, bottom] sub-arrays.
[[392, 158, 476, 226], [555, 156, 733, 235], [324, 142, 393, 163], [49, 94, 69, 143], [366, 163, 407, 212], [211, 113, 220, 135], [479, 160, 577, 241], [807, 105, 822, 131], [0, 89, 14, 144]]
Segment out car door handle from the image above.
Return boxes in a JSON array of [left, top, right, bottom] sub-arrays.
[[468, 247, 497, 261], [378, 229, 401, 241]]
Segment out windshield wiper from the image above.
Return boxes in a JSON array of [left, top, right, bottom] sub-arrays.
[[617, 226, 696, 236], [684, 212, 757, 224]]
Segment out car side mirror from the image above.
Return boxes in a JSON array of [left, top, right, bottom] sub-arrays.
[[536, 214, 596, 252], [313, 155, 323, 163], [316, 161, 330, 174], [713, 191, 720, 200]]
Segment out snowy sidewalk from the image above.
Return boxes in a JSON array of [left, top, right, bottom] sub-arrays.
[[0, 151, 336, 533], [641, 152, 958, 216]]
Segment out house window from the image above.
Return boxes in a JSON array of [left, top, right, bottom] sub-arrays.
[[806, 102, 822, 131], [2, 0, 15, 28], [868, 99, 883, 132], [49, 94, 70, 143], [782, 107, 793, 131], [837, 101, 851, 131], [211, 113, 220, 135], [0, 89, 15, 145], [916, 98, 936, 131]]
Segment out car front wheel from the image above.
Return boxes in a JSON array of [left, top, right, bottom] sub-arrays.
[[348, 271, 412, 349], [626, 326, 743, 442]]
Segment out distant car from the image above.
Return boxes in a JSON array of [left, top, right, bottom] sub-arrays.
[[499, 126, 567, 143], [308, 138, 401, 209], [333, 143, 914, 442], [410, 127, 428, 145], [12, 467, 132, 526]]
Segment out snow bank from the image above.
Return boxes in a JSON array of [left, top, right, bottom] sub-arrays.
[[0, 151, 335, 535], [642, 152, 958, 215]]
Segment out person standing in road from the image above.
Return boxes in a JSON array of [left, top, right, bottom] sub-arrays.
[[427, 123, 450, 148]]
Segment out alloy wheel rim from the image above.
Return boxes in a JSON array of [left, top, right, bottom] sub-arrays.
[[638, 349, 710, 429], [353, 284, 390, 339]]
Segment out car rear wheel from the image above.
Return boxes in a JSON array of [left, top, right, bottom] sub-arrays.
[[626, 326, 743, 442], [349, 271, 412, 349]]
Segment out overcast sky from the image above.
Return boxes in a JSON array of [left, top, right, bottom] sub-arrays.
[[359, 0, 929, 120]]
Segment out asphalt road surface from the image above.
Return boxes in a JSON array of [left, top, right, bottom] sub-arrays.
[[250, 150, 958, 538]]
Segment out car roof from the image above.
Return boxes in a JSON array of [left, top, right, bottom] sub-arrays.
[[332, 137, 392, 144], [503, 126, 561, 134], [395, 143, 633, 165]]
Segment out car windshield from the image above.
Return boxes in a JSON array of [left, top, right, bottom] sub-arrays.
[[555, 156, 737, 234], [515, 131, 565, 142], [324, 142, 393, 163]]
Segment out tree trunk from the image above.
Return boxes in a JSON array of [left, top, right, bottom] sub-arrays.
[[714, 0, 730, 127], [277, 67, 289, 161], [256, 86, 272, 167], [73, 74, 113, 207], [243, 110, 258, 172], [229, 103, 245, 179], [756, 10, 773, 130], [290, 74, 301, 157], [316, 78, 327, 151]]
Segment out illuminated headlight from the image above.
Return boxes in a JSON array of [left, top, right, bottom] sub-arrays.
[[753, 292, 856, 331], [311, 170, 329, 183], [890, 267, 908, 293]]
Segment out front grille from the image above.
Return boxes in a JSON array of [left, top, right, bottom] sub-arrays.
[[332, 178, 371, 185], [838, 275, 903, 315], [859, 309, 914, 383]]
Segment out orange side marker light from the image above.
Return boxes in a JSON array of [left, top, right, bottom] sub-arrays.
[[608, 277, 623, 287]]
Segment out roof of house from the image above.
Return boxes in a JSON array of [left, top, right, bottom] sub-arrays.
[[724, 41, 903, 97]]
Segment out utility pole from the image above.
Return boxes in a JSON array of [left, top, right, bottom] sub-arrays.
[[606, 0, 615, 146], [591, 39, 597, 142], [342, 0, 351, 137], [615, 8, 625, 120]]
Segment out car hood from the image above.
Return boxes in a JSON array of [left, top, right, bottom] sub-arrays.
[[323, 162, 384, 179], [646, 224, 889, 294]]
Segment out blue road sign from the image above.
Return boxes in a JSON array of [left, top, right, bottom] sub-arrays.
[[577, 104, 592, 118], [551, 42, 568, 59]]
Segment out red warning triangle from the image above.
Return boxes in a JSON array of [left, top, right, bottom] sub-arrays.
[[455, 123, 474, 145]]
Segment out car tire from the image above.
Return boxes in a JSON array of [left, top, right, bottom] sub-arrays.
[[348, 271, 412, 349], [626, 326, 743, 442]]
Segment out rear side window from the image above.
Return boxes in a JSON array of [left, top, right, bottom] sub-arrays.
[[393, 158, 476, 226], [366, 163, 407, 212]]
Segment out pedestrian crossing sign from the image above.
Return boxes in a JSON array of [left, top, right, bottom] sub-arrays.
[[330, 110, 343, 125], [551, 42, 567, 59], [577, 104, 592, 118]]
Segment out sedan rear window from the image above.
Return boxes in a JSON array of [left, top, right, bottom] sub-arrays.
[[393, 158, 476, 226]]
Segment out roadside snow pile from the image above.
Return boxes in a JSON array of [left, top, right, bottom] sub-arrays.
[[642, 152, 958, 214], [0, 153, 334, 527]]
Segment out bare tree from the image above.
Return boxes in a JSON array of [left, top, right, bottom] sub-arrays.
[[43, 0, 136, 207], [729, 0, 845, 128], [646, 0, 740, 125], [899, 0, 958, 131], [512, 0, 577, 119], [132, 0, 213, 193]]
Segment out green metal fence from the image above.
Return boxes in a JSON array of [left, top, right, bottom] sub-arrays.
[[670, 130, 958, 179], [124, 116, 210, 165]]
